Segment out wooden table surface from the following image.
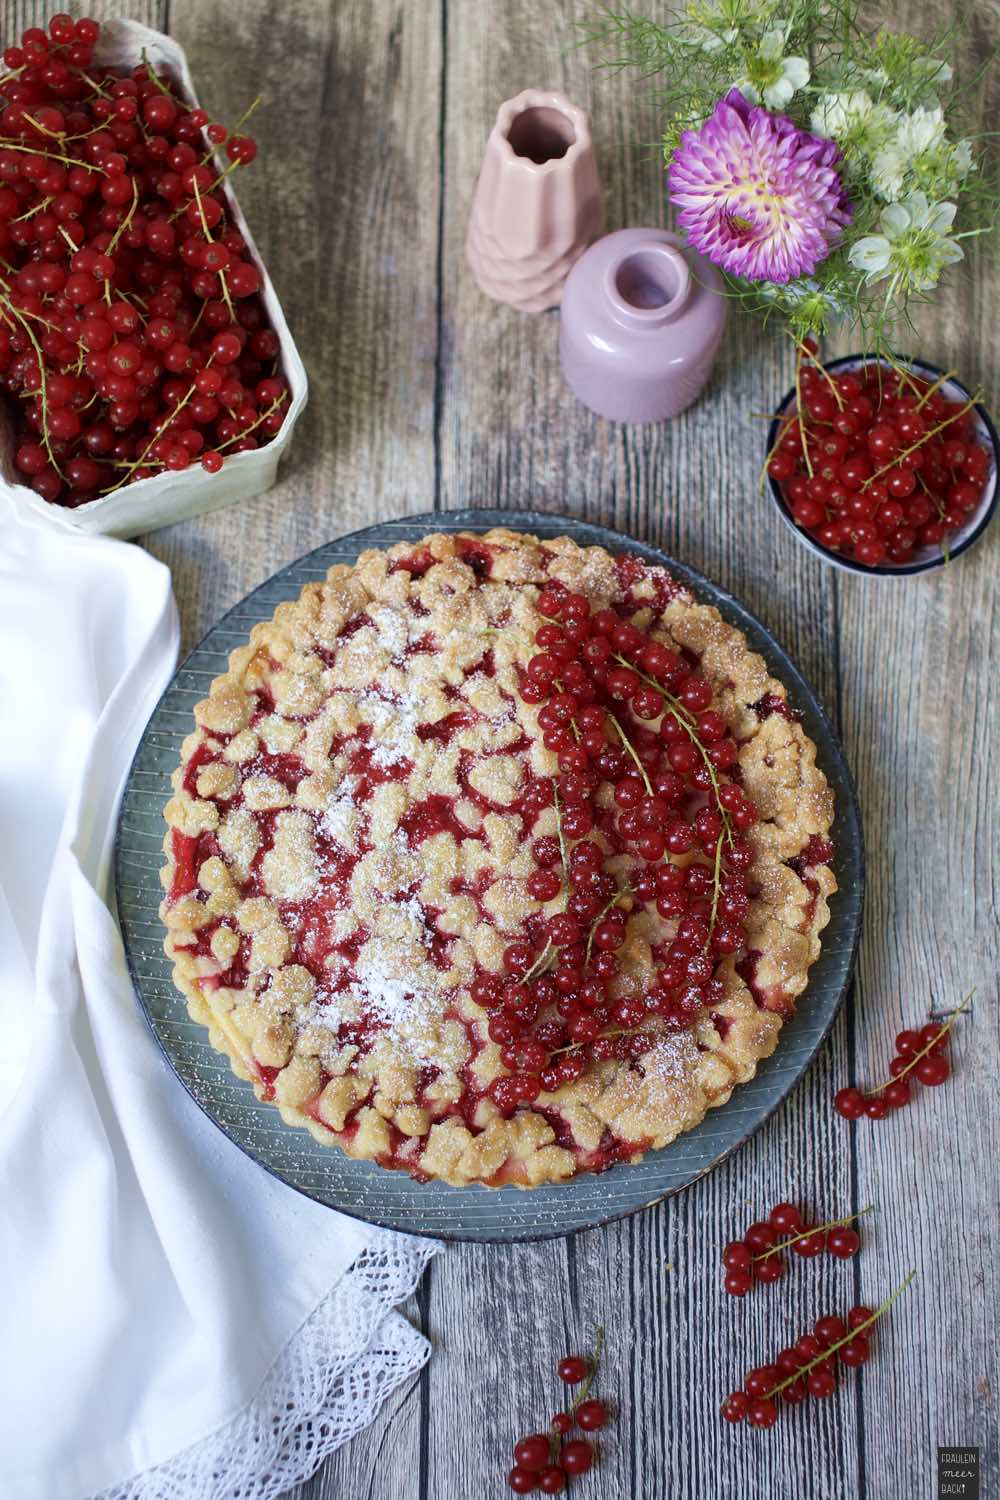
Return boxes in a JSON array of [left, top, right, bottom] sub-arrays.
[[11, 0, 996, 1495]]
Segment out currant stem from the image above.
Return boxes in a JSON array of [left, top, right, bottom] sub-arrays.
[[608, 711, 653, 795], [521, 940, 554, 986], [861, 396, 982, 491], [140, 48, 174, 99], [767, 1271, 916, 1399], [795, 341, 843, 410], [707, 828, 725, 941], [0, 296, 65, 480], [870, 988, 975, 1093], [584, 891, 626, 970], [751, 1204, 874, 1262], [569, 1327, 605, 1414], [793, 344, 814, 479], [758, 413, 797, 495], [552, 1027, 630, 1057], [914, 368, 958, 411], [0, 136, 107, 172], [551, 782, 571, 888], [100, 377, 199, 493]]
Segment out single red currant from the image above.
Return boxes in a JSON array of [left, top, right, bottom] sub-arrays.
[[575, 1400, 607, 1431], [514, 1436, 550, 1473], [557, 1356, 588, 1385]]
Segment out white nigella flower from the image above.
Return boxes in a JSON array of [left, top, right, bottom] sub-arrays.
[[737, 28, 809, 109], [689, 22, 739, 51], [810, 91, 899, 157], [848, 193, 963, 291], [871, 107, 974, 200], [913, 57, 952, 89]]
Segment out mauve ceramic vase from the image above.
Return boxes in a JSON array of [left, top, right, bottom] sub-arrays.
[[559, 228, 727, 422], [466, 89, 603, 313]]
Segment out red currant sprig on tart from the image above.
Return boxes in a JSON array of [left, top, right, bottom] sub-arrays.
[[722, 1201, 870, 1295], [507, 1330, 609, 1493], [834, 990, 973, 1122], [721, 1272, 915, 1428], [484, 581, 765, 1115]]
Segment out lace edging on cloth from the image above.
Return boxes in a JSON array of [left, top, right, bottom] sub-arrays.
[[94, 1235, 441, 1500]]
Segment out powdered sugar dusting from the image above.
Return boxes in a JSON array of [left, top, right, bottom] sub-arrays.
[[322, 777, 361, 845], [306, 893, 448, 1066], [360, 691, 421, 770]]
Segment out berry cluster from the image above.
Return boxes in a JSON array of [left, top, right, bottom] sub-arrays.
[[481, 580, 761, 1115], [721, 1297, 891, 1428], [721, 1201, 864, 1296], [767, 346, 992, 569], [834, 991, 971, 1121], [507, 1334, 609, 1494], [0, 15, 287, 507]]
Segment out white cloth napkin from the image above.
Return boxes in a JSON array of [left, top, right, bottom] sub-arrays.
[[0, 498, 439, 1500]]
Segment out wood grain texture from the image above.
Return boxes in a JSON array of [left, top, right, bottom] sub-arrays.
[[7, 0, 989, 1494]]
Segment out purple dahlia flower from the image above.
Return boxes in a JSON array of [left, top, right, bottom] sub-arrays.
[[669, 90, 852, 283]]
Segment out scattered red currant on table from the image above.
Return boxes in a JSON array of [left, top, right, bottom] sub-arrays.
[[0, 15, 290, 507], [834, 990, 973, 1122], [722, 1201, 868, 1294], [765, 347, 993, 570], [721, 1273, 915, 1428], [507, 1330, 609, 1492]]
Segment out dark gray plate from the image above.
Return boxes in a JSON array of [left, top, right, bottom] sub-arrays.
[[115, 509, 864, 1243]]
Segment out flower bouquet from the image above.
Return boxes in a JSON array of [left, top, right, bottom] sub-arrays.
[[586, 0, 995, 347]]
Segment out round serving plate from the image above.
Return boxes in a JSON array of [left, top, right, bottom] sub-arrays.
[[115, 508, 864, 1243]]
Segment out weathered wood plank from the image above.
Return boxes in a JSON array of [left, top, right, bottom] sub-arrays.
[[825, 0, 1000, 1492], [153, 0, 443, 655], [428, 4, 857, 1500]]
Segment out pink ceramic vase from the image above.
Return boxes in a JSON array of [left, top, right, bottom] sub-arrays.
[[466, 89, 603, 313], [559, 228, 727, 423]]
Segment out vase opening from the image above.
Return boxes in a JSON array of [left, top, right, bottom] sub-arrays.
[[506, 106, 575, 164], [614, 248, 685, 312]]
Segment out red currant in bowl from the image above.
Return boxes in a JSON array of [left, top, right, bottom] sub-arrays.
[[766, 355, 998, 576]]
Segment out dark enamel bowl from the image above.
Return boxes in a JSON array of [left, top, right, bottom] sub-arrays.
[[765, 355, 999, 577]]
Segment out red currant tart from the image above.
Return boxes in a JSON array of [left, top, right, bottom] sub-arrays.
[[160, 530, 836, 1186]]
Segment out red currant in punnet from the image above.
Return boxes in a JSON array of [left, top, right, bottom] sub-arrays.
[[0, 21, 289, 506]]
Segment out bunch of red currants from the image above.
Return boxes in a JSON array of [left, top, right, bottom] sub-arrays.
[[768, 351, 992, 568], [0, 15, 288, 507]]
